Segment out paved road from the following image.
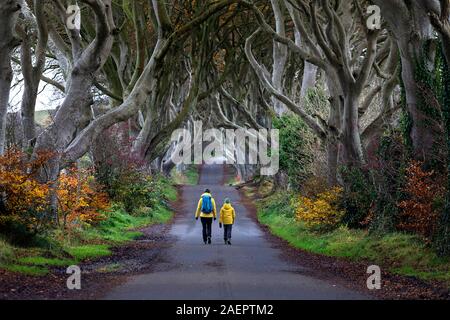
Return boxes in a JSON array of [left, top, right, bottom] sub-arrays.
[[105, 165, 369, 300]]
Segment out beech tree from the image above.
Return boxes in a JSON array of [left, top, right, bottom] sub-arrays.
[[0, 0, 22, 154], [242, 0, 399, 184], [1, 0, 448, 255], [17, 0, 49, 149]]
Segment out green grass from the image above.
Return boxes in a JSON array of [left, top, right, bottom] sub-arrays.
[[150, 205, 174, 223], [1, 177, 177, 276], [0, 239, 15, 264], [3, 264, 49, 276], [17, 256, 75, 267], [257, 194, 450, 286], [65, 244, 111, 261], [165, 185, 178, 201], [0, 206, 171, 274], [1, 202, 175, 275], [171, 166, 199, 185], [81, 206, 152, 243], [226, 175, 239, 186]]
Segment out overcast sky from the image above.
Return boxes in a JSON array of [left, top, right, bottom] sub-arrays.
[[9, 72, 62, 113]]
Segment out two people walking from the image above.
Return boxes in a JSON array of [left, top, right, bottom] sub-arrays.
[[195, 189, 235, 245]]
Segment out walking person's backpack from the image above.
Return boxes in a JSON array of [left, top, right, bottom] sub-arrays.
[[201, 194, 213, 213]]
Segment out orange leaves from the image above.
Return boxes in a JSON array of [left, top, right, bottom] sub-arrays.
[[213, 49, 226, 73], [0, 148, 50, 220], [0, 148, 109, 231], [397, 161, 444, 241], [57, 167, 109, 228]]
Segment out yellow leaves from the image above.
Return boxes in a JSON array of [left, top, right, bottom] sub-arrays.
[[0, 149, 50, 217], [296, 187, 345, 229], [57, 167, 109, 227], [0, 149, 109, 230]]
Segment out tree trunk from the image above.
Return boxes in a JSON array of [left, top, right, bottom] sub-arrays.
[[435, 42, 450, 256], [19, 0, 48, 150], [374, 0, 438, 162], [20, 75, 39, 149], [300, 63, 318, 99], [270, 0, 288, 116], [284, 0, 318, 100], [325, 73, 343, 185], [326, 137, 339, 186], [0, 0, 22, 154], [341, 92, 364, 166], [33, 0, 115, 192], [0, 59, 13, 155]]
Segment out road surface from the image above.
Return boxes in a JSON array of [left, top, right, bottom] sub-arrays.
[[104, 165, 369, 300]]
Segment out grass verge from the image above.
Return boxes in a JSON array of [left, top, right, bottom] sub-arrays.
[[3, 264, 49, 276], [171, 165, 199, 185], [0, 180, 177, 276], [256, 192, 450, 286]]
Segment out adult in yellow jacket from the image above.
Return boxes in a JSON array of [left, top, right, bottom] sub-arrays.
[[219, 198, 235, 245], [195, 189, 217, 244]]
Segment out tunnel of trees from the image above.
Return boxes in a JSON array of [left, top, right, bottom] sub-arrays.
[[0, 0, 449, 274]]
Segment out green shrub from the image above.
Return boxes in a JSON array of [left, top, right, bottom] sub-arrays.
[[340, 167, 377, 229], [100, 169, 175, 214], [258, 192, 296, 218], [0, 216, 39, 247], [273, 115, 314, 190], [369, 131, 408, 233], [0, 239, 14, 264]]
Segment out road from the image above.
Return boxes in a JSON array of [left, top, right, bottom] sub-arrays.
[[104, 164, 369, 300]]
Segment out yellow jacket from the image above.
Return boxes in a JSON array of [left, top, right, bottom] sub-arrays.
[[219, 203, 235, 225], [195, 193, 217, 219]]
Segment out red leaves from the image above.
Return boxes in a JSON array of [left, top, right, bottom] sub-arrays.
[[397, 161, 444, 242]]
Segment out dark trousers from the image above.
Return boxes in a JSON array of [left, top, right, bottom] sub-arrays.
[[201, 217, 213, 242], [223, 224, 232, 240]]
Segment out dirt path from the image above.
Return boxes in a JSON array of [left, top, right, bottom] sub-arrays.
[[103, 165, 370, 300]]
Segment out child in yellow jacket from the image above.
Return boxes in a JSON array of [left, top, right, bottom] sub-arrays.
[[219, 198, 236, 245]]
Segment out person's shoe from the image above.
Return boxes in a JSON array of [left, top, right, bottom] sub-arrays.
[[224, 239, 227, 244], [208, 237, 211, 244], [204, 241, 207, 245], [227, 240, 232, 245]]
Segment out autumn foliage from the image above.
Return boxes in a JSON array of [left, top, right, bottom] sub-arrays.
[[0, 149, 109, 233], [57, 167, 109, 228], [0, 149, 51, 231], [296, 187, 345, 230], [397, 161, 444, 241]]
